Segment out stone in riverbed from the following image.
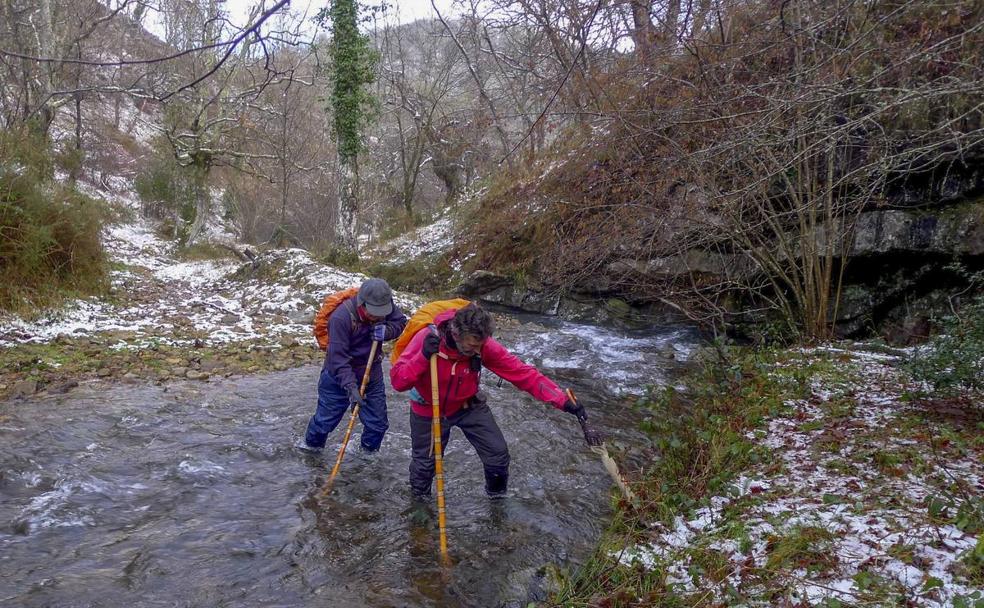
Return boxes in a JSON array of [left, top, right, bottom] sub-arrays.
[[10, 379, 38, 398], [47, 380, 79, 394], [200, 360, 223, 372], [288, 310, 314, 324]]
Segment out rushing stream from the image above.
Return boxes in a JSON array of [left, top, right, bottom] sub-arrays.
[[0, 317, 699, 607]]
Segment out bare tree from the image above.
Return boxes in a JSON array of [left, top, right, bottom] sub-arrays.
[[373, 16, 474, 217], [0, 0, 137, 138], [226, 44, 335, 247], [431, 0, 514, 162], [461, 0, 984, 339], [151, 0, 315, 245]]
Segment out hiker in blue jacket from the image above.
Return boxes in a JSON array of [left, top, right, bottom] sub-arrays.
[[298, 278, 407, 453]]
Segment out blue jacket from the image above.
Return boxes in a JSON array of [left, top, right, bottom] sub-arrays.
[[324, 298, 407, 390]]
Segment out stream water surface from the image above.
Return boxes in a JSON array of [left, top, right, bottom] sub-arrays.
[[0, 317, 698, 607]]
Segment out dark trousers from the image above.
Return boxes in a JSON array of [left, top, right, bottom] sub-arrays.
[[409, 401, 510, 496], [305, 368, 388, 451]]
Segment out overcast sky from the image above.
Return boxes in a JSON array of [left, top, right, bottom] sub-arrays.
[[224, 0, 461, 29], [141, 0, 462, 42]]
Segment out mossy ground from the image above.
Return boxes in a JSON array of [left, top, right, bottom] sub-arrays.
[[548, 345, 983, 607]]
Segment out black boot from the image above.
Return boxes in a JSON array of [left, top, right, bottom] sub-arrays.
[[406, 488, 432, 526], [484, 471, 508, 499]]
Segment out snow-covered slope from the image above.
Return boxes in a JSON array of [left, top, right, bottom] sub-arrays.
[[0, 180, 419, 349], [365, 212, 455, 265]]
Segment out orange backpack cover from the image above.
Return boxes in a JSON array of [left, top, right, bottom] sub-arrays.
[[389, 298, 471, 364], [313, 287, 361, 350]]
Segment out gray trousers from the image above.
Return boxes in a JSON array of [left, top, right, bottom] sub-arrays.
[[409, 401, 510, 496]]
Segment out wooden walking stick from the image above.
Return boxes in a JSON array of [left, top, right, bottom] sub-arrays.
[[431, 353, 450, 564], [567, 388, 638, 507], [321, 340, 379, 496]]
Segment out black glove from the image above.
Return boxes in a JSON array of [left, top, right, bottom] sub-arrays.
[[563, 397, 605, 446], [346, 385, 366, 411], [563, 398, 587, 422], [580, 423, 606, 447], [421, 333, 441, 360]]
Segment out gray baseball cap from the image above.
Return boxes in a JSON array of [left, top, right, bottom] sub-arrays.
[[357, 278, 394, 317]]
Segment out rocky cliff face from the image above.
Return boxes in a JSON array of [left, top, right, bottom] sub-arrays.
[[850, 201, 984, 257], [454, 270, 677, 327], [457, 190, 984, 341], [834, 197, 984, 342]]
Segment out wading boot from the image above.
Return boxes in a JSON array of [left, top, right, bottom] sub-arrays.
[[485, 471, 508, 500], [405, 488, 432, 525], [294, 436, 323, 454]]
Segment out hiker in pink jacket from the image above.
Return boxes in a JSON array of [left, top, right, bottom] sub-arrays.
[[390, 303, 602, 499]]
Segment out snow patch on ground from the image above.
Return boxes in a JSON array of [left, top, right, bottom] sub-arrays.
[[154, 260, 240, 287], [367, 214, 454, 264], [615, 347, 983, 606]]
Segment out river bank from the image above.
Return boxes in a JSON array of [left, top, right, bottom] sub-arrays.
[[551, 344, 983, 607], [0, 212, 408, 401]]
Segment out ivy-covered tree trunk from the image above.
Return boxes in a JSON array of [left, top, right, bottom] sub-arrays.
[[326, 0, 377, 253]]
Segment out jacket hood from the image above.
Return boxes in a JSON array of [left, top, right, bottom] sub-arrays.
[[433, 308, 458, 326]]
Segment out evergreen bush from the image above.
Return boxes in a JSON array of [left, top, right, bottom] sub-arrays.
[[0, 130, 108, 313], [907, 292, 984, 395]]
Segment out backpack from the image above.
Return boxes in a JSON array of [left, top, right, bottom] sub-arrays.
[[312, 287, 361, 351], [389, 298, 471, 364]]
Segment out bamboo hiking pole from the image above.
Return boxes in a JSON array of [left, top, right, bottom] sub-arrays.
[[321, 340, 379, 496], [567, 389, 638, 507], [430, 354, 450, 564]]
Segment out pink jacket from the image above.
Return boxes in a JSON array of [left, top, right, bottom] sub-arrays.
[[389, 309, 568, 418]]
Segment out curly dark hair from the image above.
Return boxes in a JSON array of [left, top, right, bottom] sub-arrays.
[[449, 303, 495, 340]]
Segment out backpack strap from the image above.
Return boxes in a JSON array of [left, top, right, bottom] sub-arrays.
[[346, 297, 360, 333], [349, 298, 381, 363]]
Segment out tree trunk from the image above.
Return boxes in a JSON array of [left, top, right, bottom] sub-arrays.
[[37, 0, 57, 139], [74, 95, 82, 151], [628, 0, 658, 59], [336, 154, 358, 251], [185, 163, 210, 246], [278, 91, 290, 239], [403, 194, 413, 219], [71, 41, 83, 184], [690, 0, 712, 37], [663, 0, 681, 43]]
